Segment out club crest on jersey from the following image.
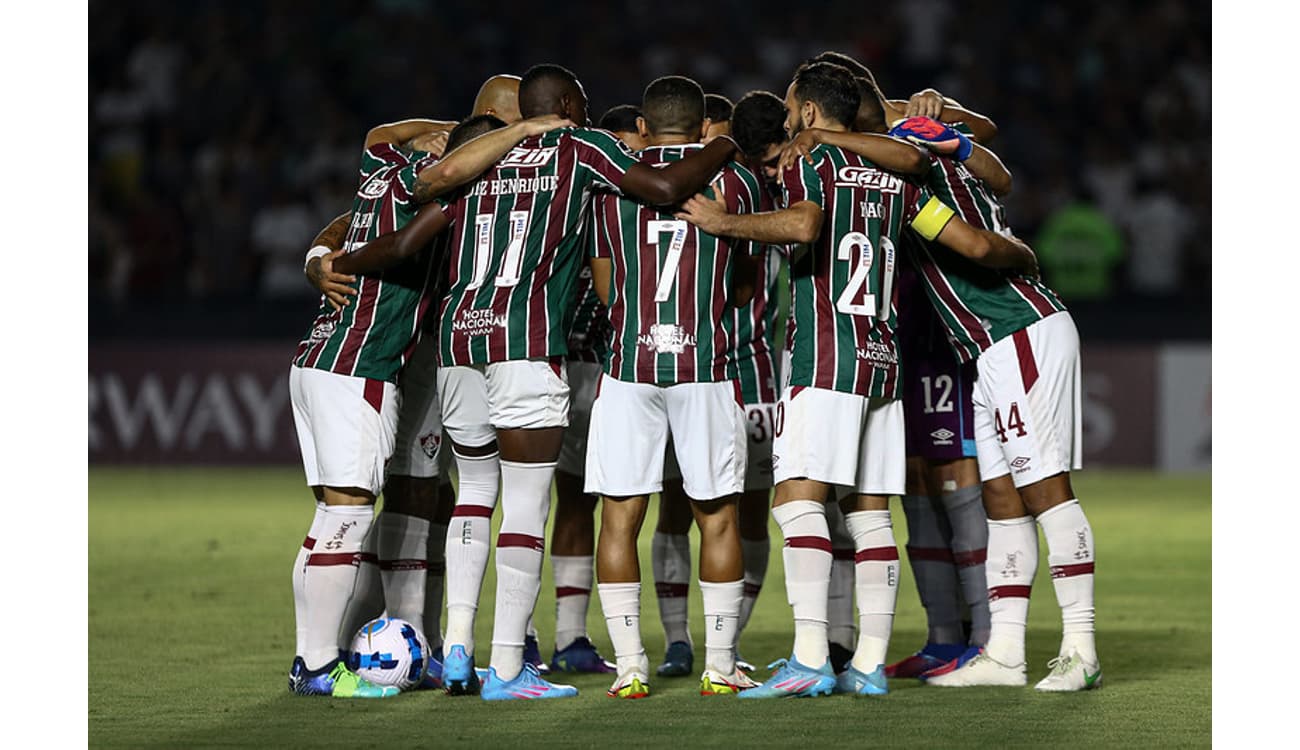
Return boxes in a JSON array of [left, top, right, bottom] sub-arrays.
[[639, 324, 696, 354], [309, 320, 336, 343], [835, 166, 903, 193], [498, 145, 558, 169], [358, 174, 392, 200]]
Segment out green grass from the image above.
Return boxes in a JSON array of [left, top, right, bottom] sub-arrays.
[[89, 468, 1210, 748]]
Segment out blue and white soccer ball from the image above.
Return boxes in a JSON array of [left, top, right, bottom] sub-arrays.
[[348, 617, 430, 691]]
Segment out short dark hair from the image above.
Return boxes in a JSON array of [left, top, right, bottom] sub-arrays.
[[518, 63, 581, 118], [641, 75, 705, 135], [731, 90, 788, 160], [810, 50, 888, 110], [854, 78, 887, 134], [792, 62, 860, 129], [598, 104, 642, 133], [446, 114, 506, 152], [704, 93, 734, 123]]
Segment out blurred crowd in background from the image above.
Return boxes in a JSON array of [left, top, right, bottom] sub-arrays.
[[89, 0, 1210, 340]]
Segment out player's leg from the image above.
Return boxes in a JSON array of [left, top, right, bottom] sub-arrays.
[[652, 466, 695, 677], [824, 495, 857, 673], [436, 364, 500, 695], [287, 366, 400, 698], [666, 380, 754, 695], [548, 360, 614, 674], [834, 397, 905, 697], [587, 375, 670, 699], [290, 490, 326, 688], [733, 401, 774, 672], [932, 455, 990, 660], [478, 358, 577, 699], [426, 438, 455, 658]]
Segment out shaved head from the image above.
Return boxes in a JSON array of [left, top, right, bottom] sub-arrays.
[[519, 63, 588, 125], [472, 74, 522, 123]]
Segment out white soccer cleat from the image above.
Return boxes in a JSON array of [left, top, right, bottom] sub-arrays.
[[1034, 651, 1102, 692], [924, 650, 1026, 687], [699, 667, 760, 696], [606, 669, 651, 699]]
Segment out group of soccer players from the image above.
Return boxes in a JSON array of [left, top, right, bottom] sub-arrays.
[[284, 52, 1101, 702]]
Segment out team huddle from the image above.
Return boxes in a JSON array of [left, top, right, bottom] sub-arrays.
[[285, 53, 1101, 702]]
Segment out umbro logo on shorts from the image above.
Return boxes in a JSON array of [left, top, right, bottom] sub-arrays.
[[1010, 456, 1031, 472]]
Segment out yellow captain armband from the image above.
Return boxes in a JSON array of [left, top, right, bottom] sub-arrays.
[[912, 196, 956, 240]]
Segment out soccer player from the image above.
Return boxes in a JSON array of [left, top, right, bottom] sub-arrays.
[[473, 74, 523, 124], [677, 61, 1038, 699], [285, 111, 571, 699], [704, 93, 733, 143], [585, 74, 762, 699], [356, 63, 743, 700], [598, 104, 649, 151]]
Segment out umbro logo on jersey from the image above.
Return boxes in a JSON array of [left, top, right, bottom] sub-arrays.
[[498, 146, 557, 168], [1010, 456, 1032, 472], [930, 428, 955, 445], [835, 166, 903, 193]]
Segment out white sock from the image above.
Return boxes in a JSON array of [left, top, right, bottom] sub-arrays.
[[942, 484, 990, 646], [772, 500, 831, 668], [844, 510, 899, 674], [826, 502, 856, 650], [699, 579, 743, 674], [598, 581, 648, 675], [424, 522, 448, 651], [338, 520, 383, 649], [984, 516, 1038, 667], [553, 555, 594, 651], [293, 502, 327, 657], [738, 537, 769, 635], [443, 450, 500, 656], [377, 512, 429, 634], [900, 494, 964, 645], [1037, 499, 1097, 663], [304, 504, 374, 671], [652, 532, 692, 646], [489, 460, 555, 682]]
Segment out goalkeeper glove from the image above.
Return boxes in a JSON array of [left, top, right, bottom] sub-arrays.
[[889, 116, 973, 161]]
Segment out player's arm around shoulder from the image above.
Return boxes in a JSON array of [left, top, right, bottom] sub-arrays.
[[918, 197, 1037, 275], [332, 201, 454, 276], [304, 212, 357, 311], [410, 114, 573, 203]]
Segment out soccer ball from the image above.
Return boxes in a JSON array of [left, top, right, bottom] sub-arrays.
[[348, 617, 430, 691]]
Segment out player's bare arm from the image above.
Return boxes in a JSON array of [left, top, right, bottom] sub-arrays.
[[331, 203, 451, 276], [964, 142, 1013, 196], [410, 114, 573, 203], [892, 91, 998, 143], [617, 135, 739, 205], [364, 118, 458, 149], [730, 249, 757, 308], [779, 128, 928, 176], [304, 211, 357, 311], [922, 202, 1037, 276], [678, 193, 822, 249], [589, 257, 612, 307]]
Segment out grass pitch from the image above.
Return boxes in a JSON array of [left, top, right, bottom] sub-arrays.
[[89, 468, 1210, 747]]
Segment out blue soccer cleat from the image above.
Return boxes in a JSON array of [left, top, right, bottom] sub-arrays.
[[481, 663, 579, 701], [419, 650, 444, 690], [657, 640, 694, 677], [919, 644, 984, 681], [442, 645, 481, 695], [292, 659, 399, 698], [550, 637, 616, 674], [886, 642, 968, 678], [524, 634, 551, 675], [288, 656, 306, 693], [835, 664, 889, 696], [736, 657, 836, 699]]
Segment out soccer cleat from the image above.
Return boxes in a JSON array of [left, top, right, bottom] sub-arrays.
[[292, 659, 399, 698], [442, 645, 481, 695], [607, 669, 651, 699], [835, 664, 889, 696], [736, 657, 836, 699], [480, 663, 579, 701], [1034, 651, 1103, 692], [828, 641, 854, 674], [550, 637, 616, 673], [924, 649, 1026, 687], [419, 651, 444, 690], [656, 640, 694, 677], [735, 652, 756, 673], [919, 644, 983, 680], [700, 667, 760, 696], [288, 656, 306, 693], [886, 642, 968, 678], [523, 634, 550, 675]]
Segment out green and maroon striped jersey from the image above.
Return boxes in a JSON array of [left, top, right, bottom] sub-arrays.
[[594, 144, 764, 385], [780, 143, 936, 399], [436, 127, 640, 365], [727, 241, 783, 404], [566, 258, 611, 364], [293, 144, 438, 383], [909, 154, 1067, 363]]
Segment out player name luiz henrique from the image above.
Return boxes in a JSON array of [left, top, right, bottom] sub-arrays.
[[468, 174, 560, 197]]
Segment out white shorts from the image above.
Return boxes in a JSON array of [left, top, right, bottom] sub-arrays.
[[289, 365, 400, 496], [663, 402, 774, 491], [771, 385, 905, 496], [557, 361, 602, 477], [972, 312, 1083, 488], [389, 336, 443, 478], [585, 376, 747, 501], [437, 359, 570, 449]]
